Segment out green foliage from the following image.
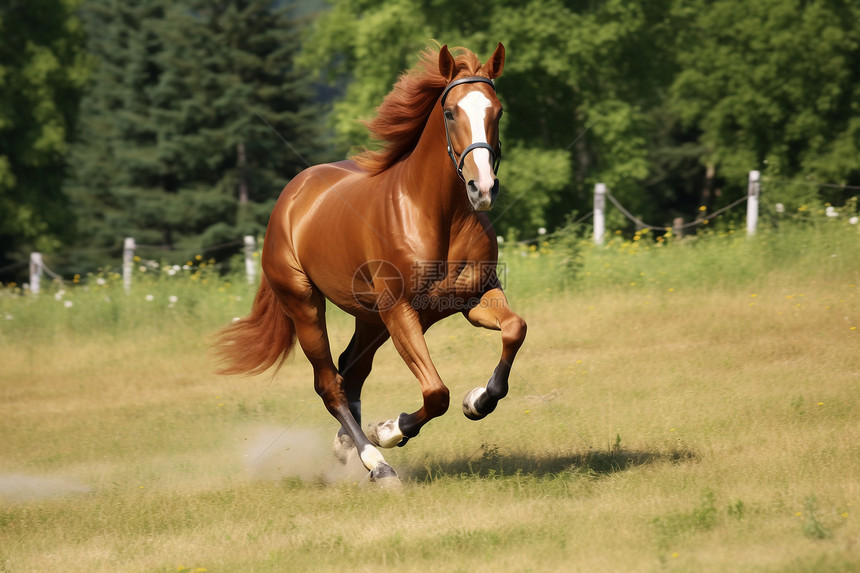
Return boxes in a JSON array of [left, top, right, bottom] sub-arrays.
[[653, 490, 718, 555], [547, 211, 588, 283], [66, 0, 326, 272], [671, 0, 860, 203], [502, 203, 860, 301], [0, 0, 88, 268], [802, 495, 832, 540]]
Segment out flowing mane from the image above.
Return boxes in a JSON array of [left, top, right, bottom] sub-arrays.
[[353, 45, 484, 175]]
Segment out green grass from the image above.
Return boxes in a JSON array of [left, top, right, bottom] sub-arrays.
[[1, 217, 858, 572]]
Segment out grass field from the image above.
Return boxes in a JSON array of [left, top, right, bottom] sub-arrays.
[[1, 214, 858, 572]]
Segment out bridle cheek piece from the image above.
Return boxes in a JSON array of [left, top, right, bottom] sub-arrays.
[[440, 76, 502, 182]]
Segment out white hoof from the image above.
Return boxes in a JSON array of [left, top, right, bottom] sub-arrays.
[[366, 418, 404, 448], [332, 433, 356, 465], [369, 462, 401, 489], [463, 387, 488, 420]]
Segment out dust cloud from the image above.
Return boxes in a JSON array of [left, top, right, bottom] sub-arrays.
[[240, 427, 369, 485], [0, 474, 92, 503]]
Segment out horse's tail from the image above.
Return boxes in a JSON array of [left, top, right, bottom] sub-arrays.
[[214, 277, 297, 376]]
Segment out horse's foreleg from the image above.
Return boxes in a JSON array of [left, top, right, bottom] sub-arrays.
[[462, 288, 527, 420], [332, 319, 390, 463], [367, 301, 450, 448]]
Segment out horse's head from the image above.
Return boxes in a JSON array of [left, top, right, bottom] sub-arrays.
[[438, 43, 505, 212]]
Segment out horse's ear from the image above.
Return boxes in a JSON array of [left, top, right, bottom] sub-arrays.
[[482, 42, 505, 79], [439, 44, 456, 82]]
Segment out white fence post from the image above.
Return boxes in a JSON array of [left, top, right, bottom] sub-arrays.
[[594, 183, 606, 245], [29, 252, 43, 295], [243, 235, 257, 285], [673, 217, 684, 239], [747, 170, 760, 237], [123, 237, 136, 294]]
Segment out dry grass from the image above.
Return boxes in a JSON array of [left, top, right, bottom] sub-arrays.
[[1, 225, 859, 572]]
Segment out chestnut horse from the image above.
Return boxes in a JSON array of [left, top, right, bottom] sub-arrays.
[[216, 44, 526, 484]]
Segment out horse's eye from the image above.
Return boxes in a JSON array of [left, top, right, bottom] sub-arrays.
[[444, 110, 455, 121]]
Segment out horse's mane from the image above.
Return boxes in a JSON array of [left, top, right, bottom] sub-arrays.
[[353, 45, 484, 175]]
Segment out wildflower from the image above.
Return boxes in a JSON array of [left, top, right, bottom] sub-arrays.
[[96, 277, 106, 286], [64, 300, 73, 308], [698, 206, 706, 212], [850, 216, 858, 225], [4, 314, 13, 320], [826, 206, 838, 218], [195, 254, 202, 261], [145, 294, 154, 302]]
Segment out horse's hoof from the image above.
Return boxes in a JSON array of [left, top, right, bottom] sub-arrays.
[[332, 433, 356, 465], [369, 463, 401, 488], [366, 417, 405, 448], [463, 387, 490, 420]]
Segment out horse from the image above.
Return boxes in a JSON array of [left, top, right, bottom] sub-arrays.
[[215, 43, 526, 485]]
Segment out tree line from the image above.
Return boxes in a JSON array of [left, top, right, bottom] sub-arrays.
[[2, 0, 858, 280]]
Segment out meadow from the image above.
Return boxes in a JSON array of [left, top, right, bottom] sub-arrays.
[[1, 210, 858, 572]]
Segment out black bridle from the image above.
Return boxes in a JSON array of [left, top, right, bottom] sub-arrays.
[[440, 76, 502, 181]]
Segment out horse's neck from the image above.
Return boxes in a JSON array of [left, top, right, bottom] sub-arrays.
[[399, 107, 471, 225]]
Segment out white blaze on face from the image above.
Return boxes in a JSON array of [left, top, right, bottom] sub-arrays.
[[457, 91, 495, 192]]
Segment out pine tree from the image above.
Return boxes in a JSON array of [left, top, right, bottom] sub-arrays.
[[0, 0, 87, 279], [69, 0, 325, 266]]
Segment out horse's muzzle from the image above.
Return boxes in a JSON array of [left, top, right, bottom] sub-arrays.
[[467, 178, 499, 212]]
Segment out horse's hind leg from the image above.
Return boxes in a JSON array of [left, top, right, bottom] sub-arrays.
[[462, 288, 527, 419], [332, 319, 390, 463], [274, 282, 398, 484]]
